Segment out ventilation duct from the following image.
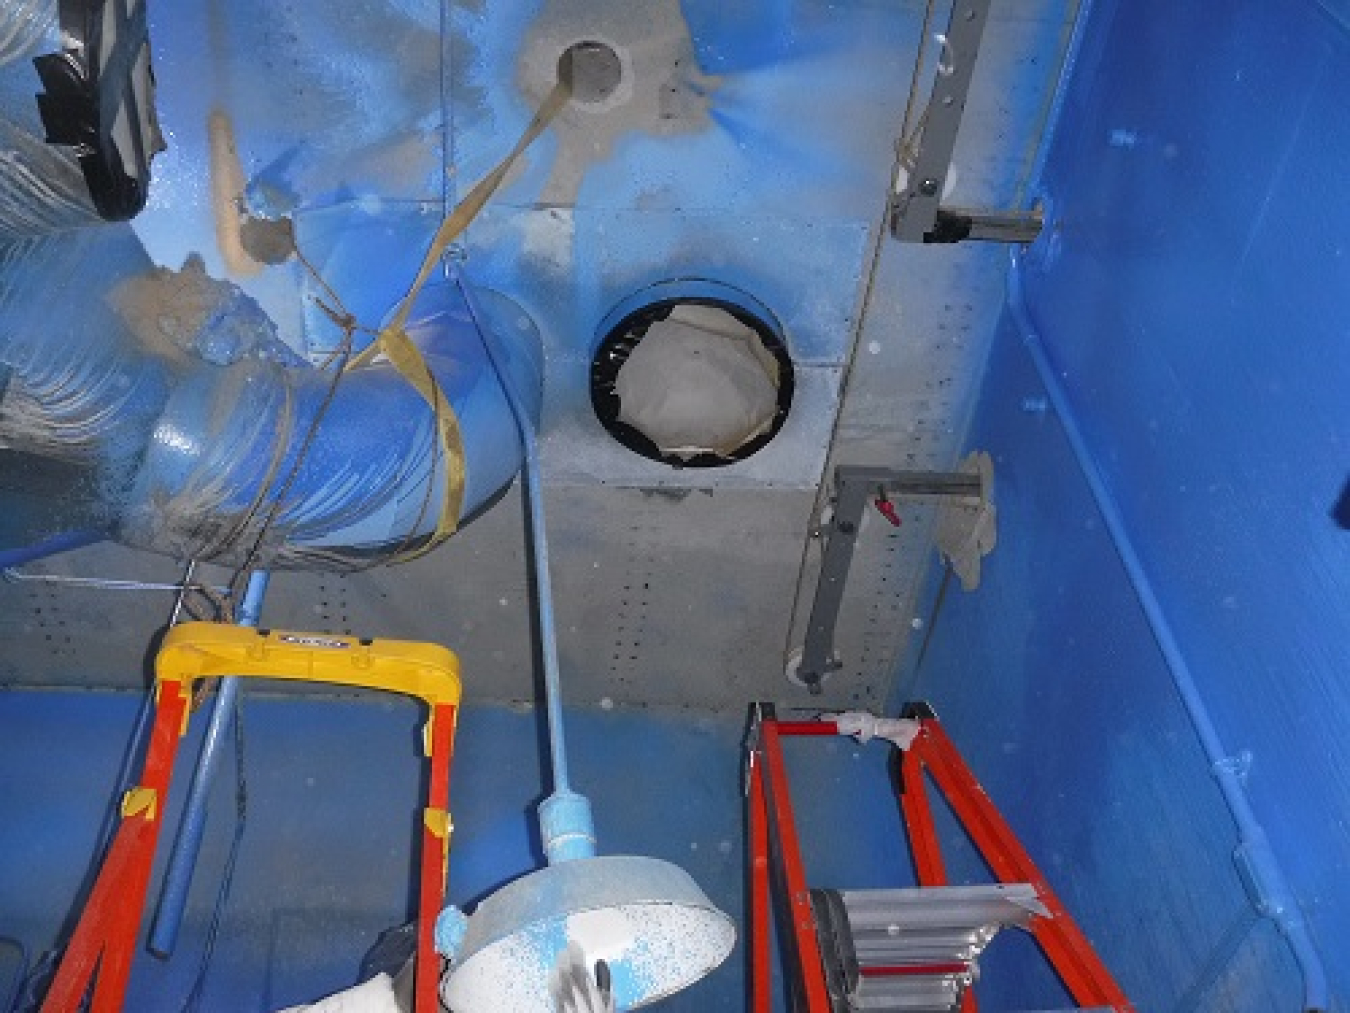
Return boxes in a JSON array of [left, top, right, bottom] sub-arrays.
[[589, 281, 794, 468], [0, 224, 543, 569], [0, 0, 57, 71]]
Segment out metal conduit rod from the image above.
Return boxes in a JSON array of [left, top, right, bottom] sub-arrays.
[[452, 265, 572, 795], [1007, 252, 1328, 1012], [148, 569, 271, 957]]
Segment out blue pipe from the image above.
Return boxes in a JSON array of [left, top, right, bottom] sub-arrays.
[[454, 263, 597, 864], [0, 226, 542, 569], [1007, 253, 1328, 1012], [452, 264, 567, 790], [148, 569, 270, 958]]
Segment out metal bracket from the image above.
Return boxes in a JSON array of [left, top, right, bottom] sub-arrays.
[[797, 466, 984, 694], [889, 0, 1044, 246], [923, 207, 1044, 245]]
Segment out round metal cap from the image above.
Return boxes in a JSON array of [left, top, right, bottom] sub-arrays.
[[442, 855, 735, 1011]]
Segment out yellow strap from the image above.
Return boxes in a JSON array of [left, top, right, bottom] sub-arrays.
[[424, 808, 452, 841], [121, 786, 158, 820], [346, 80, 572, 558]]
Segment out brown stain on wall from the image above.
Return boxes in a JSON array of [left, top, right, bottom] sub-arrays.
[[515, 0, 720, 206]]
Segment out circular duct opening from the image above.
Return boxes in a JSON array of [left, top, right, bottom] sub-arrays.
[[590, 287, 794, 468], [558, 41, 624, 105]]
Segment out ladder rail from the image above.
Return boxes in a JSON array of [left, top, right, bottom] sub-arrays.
[[759, 716, 835, 1012], [749, 750, 774, 1013], [903, 719, 1134, 1012], [748, 704, 1134, 1013], [40, 625, 462, 1013]]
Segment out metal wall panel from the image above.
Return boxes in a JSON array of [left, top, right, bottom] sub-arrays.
[[2, 0, 1075, 715]]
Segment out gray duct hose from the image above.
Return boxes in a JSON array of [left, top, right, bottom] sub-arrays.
[[0, 225, 542, 569], [0, 0, 57, 69]]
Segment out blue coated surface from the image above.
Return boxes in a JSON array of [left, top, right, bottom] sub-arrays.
[[910, 0, 1349, 1007], [123, 0, 938, 488], [15, 0, 1346, 1008], [0, 690, 906, 1010], [909, 314, 1302, 1012]]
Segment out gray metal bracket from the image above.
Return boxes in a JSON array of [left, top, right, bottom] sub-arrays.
[[889, 0, 1043, 246], [797, 465, 984, 694]]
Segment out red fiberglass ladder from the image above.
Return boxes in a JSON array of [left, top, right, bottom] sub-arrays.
[[40, 623, 461, 1013], [746, 701, 1135, 1013]]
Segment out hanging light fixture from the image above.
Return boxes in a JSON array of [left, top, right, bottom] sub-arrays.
[[436, 266, 735, 1012]]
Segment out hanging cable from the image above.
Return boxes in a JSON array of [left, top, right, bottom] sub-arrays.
[[177, 691, 248, 1013], [0, 569, 231, 596], [896, 0, 940, 173]]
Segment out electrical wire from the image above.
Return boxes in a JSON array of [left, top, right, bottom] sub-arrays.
[[177, 692, 248, 1013], [896, 0, 940, 172], [219, 241, 449, 583], [226, 324, 355, 602], [782, 0, 942, 666], [214, 241, 363, 593], [0, 569, 231, 594]]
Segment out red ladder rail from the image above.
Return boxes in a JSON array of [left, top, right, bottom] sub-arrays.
[[901, 715, 1134, 1012], [747, 703, 1134, 1013]]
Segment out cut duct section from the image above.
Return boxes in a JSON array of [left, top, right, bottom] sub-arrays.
[[589, 280, 793, 468], [0, 225, 542, 568]]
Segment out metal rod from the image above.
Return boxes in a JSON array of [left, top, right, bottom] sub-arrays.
[[772, 721, 840, 737], [452, 265, 571, 793], [1, 570, 230, 596], [147, 569, 270, 958], [1009, 253, 1328, 1012]]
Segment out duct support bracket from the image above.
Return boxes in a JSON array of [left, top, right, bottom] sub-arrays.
[[889, 0, 1043, 246], [797, 466, 984, 694]]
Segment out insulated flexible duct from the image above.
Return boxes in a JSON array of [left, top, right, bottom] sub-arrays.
[[0, 0, 56, 69], [0, 0, 102, 238], [0, 225, 542, 568]]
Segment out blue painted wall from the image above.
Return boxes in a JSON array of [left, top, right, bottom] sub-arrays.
[[910, 0, 1350, 1008], [11, 0, 1350, 1008]]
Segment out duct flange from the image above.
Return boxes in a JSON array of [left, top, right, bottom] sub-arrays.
[[589, 280, 793, 468]]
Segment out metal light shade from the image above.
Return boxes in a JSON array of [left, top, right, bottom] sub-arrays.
[[442, 855, 736, 1011]]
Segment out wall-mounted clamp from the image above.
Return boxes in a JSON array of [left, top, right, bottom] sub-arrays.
[[889, 0, 1044, 246], [796, 461, 991, 694]]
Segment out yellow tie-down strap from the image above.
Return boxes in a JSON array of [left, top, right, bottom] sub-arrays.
[[156, 622, 461, 712], [341, 79, 573, 559]]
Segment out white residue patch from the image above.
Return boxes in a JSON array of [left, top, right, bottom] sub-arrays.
[[565, 908, 635, 963], [519, 207, 575, 269]]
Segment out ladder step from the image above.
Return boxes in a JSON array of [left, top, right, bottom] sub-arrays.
[[813, 884, 1050, 1013]]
